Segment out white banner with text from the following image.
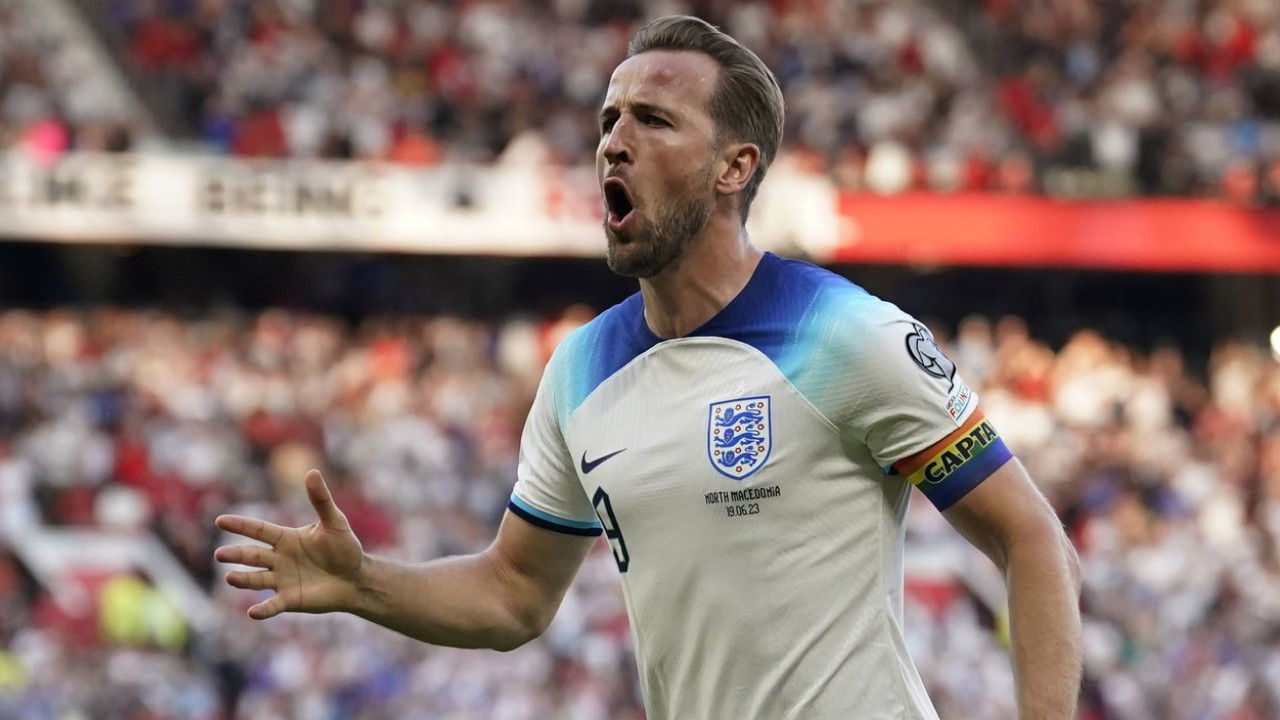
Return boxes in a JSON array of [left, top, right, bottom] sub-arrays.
[[0, 152, 839, 259]]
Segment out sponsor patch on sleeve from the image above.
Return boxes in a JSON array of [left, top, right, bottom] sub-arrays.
[[892, 410, 1012, 510], [946, 379, 973, 423]]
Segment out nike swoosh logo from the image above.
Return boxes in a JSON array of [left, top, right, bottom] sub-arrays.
[[581, 448, 626, 474]]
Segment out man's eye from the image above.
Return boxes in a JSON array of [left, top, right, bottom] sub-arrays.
[[601, 118, 616, 133], [645, 116, 667, 127]]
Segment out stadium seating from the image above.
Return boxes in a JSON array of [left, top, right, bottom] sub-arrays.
[[6, 0, 1279, 200]]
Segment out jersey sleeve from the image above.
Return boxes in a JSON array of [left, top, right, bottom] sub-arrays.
[[508, 353, 603, 537], [831, 299, 1012, 511]]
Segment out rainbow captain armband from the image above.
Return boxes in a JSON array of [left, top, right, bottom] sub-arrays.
[[892, 411, 1013, 511]]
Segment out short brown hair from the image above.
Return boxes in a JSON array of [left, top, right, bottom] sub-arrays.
[[627, 15, 785, 222]]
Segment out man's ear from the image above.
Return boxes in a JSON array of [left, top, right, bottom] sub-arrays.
[[716, 142, 761, 196]]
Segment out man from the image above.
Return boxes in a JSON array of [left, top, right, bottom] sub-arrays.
[[215, 15, 1082, 719]]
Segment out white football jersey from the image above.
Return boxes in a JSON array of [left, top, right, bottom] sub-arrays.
[[509, 253, 1012, 720]]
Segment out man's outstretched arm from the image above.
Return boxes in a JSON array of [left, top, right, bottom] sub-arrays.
[[942, 458, 1083, 720], [214, 469, 595, 652]]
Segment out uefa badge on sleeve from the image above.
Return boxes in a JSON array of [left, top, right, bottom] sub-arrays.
[[707, 396, 772, 480]]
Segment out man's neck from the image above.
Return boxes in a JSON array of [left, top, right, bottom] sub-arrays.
[[639, 223, 763, 339]]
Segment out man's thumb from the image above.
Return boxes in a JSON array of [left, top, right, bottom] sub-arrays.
[[305, 469, 350, 531]]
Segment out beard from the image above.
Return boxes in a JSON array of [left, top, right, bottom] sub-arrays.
[[604, 163, 715, 279]]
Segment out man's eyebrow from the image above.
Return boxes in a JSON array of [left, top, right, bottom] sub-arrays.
[[631, 102, 674, 118], [599, 101, 675, 120]]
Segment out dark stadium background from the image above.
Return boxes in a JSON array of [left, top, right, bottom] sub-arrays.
[[1, 0, 1280, 719], [1, 243, 1273, 364]]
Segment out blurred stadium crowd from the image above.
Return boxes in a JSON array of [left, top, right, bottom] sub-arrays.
[[1, 0, 1279, 200], [0, 305, 1276, 719]]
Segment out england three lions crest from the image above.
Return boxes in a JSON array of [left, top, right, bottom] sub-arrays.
[[708, 396, 772, 480]]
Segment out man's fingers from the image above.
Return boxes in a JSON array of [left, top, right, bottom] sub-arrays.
[[214, 544, 275, 569], [215, 515, 286, 546], [247, 594, 288, 621], [304, 469, 350, 532], [226, 570, 277, 591]]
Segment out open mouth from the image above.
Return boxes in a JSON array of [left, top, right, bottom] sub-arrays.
[[603, 178, 634, 226]]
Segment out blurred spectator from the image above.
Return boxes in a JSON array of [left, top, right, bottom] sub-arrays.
[[0, 0, 135, 159]]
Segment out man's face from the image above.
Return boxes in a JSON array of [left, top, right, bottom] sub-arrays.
[[596, 51, 721, 278]]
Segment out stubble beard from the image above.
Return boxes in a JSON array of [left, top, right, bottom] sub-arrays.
[[604, 163, 716, 279]]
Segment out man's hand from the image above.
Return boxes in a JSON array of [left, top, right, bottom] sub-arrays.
[[214, 469, 364, 620], [214, 469, 592, 650]]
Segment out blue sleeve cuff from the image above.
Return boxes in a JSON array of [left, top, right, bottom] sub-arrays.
[[507, 495, 603, 537]]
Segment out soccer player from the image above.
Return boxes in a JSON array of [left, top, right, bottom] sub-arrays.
[[215, 15, 1082, 719]]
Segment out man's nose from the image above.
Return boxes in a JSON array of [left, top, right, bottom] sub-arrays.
[[602, 117, 633, 166]]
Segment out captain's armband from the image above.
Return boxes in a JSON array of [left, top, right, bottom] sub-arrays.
[[892, 411, 1012, 511]]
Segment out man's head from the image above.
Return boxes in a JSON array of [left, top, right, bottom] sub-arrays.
[[597, 15, 785, 278]]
